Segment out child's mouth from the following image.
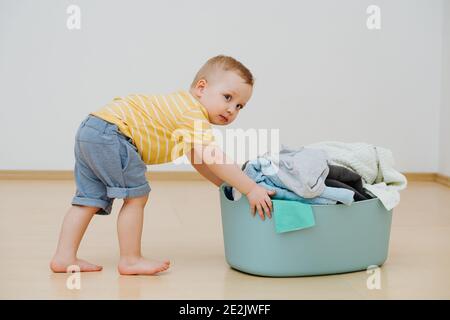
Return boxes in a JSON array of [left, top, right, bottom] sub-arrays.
[[219, 115, 228, 122]]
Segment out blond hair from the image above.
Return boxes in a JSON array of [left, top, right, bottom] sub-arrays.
[[190, 55, 254, 88]]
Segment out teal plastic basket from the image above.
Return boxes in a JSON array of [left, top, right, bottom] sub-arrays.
[[219, 184, 392, 277]]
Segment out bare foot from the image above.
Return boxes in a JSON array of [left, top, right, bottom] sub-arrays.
[[50, 256, 103, 273], [118, 256, 170, 275]]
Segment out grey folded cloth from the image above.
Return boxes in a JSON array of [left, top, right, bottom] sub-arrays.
[[325, 165, 372, 201], [265, 145, 329, 198]]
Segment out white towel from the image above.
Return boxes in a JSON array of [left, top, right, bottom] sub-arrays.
[[307, 141, 407, 210]]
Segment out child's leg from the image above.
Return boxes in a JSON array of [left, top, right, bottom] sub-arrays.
[[116, 194, 170, 275], [50, 205, 103, 272]]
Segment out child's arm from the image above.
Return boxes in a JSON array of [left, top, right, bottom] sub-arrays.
[[188, 150, 224, 187], [186, 145, 276, 220]]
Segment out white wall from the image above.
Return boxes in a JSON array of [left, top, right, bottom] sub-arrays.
[[0, 0, 446, 173], [439, 0, 450, 176]]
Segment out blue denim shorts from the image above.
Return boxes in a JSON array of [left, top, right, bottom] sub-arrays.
[[71, 115, 151, 215]]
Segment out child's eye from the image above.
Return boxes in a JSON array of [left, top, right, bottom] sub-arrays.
[[236, 104, 243, 110], [224, 94, 232, 101]]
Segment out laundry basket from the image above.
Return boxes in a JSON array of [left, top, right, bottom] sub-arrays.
[[219, 183, 392, 277]]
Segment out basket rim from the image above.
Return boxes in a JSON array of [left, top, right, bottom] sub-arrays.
[[219, 182, 383, 208]]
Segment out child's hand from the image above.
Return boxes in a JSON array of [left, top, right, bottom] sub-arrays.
[[245, 185, 276, 220]]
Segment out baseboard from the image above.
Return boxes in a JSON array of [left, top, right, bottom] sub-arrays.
[[435, 173, 450, 187], [0, 170, 206, 181], [0, 170, 448, 187], [0, 170, 76, 180], [402, 172, 450, 187], [403, 172, 436, 182]]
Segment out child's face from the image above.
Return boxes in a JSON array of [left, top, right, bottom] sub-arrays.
[[191, 70, 253, 125]]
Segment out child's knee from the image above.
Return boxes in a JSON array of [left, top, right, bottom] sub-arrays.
[[123, 194, 149, 207]]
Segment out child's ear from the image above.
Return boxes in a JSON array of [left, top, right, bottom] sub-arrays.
[[195, 79, 207, 96]]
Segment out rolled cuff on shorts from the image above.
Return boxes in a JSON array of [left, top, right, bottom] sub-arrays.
[[71, 196, 113, 215], [106, 182, 151, 199]]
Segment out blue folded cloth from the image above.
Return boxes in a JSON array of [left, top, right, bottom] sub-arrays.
[[224, 157, 355, 205], [272, 200, 315, 233], [251, 181, 337, 204], [245, 157, 354, 205]]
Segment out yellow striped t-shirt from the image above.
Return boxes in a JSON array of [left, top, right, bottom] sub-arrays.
[[90, 90, 215, 164]]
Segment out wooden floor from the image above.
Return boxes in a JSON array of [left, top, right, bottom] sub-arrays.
[[0, 179, 449, 299]]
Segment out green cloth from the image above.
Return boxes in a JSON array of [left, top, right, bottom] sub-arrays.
[[272, 200, 315, 233]]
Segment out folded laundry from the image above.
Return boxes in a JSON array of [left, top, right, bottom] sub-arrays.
[[325, 179, 370, 201], [325, 165, 372, 201], [265, 145, 330, 198], [224, 156, 355, 205], [272, 199, 315, 233], [224, 141, 405, 237], [223, 181, 338, 204], [307, 142, 407, 210], [364, 182, 399, 210]]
